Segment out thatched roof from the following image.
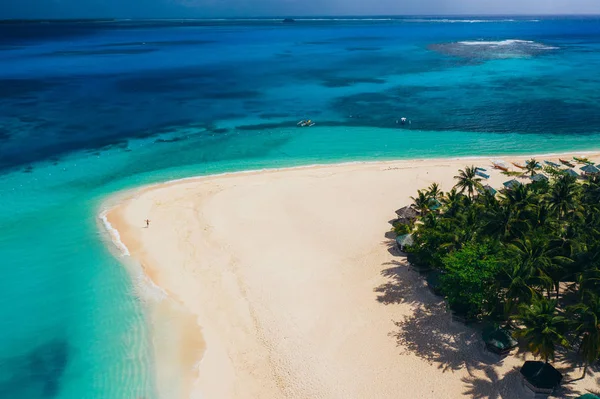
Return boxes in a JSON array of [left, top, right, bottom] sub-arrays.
[[395, 206, 419, 220], [503, 179, 522, 190], [520, 361, 563, 390], [581, 164, 600, 174], [565, 169, 579, 178], [531, 173, 548, 182], [481, 184, 497, 195]]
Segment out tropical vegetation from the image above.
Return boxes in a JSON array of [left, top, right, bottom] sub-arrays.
[[395, 162, 600, 377]]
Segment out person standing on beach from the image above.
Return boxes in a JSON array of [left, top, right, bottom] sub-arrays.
[[145, 219, 150, 228]]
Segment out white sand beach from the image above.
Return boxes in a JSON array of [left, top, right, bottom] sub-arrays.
[[103, 154, 600, 399]]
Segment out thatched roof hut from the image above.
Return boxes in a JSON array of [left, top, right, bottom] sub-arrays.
[[503, 179, 522, 190], [581, 164, 600, 175], [395, 206, 419, 224], [520, 361, 563, 394], [531, 173, 548, 182], [565, 168, 579, 178]]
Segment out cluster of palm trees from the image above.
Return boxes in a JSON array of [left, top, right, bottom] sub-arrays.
[[402, 164, 600, 377]]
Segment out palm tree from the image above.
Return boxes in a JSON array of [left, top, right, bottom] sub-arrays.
[[426, 182, 443, 202], [568, 294, 600, 379], [453, 166, 482, 199], [501, 260, 537, 320], [548, 174, 581, 220], [525, 158, 540, 176], [441, 188, 464, 217], [411, 190, 434, 215], [513, 296, 570, 363]]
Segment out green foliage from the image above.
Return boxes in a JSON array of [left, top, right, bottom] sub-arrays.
[[396, 163, 600, 370], [393, 222, 411, 235], [440, 244, 502, 320], [513, 297, 570, 362], [501, 170, 523, 177]]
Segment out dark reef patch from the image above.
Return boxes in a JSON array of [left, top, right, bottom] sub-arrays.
[[0, 339, 69, 398], [320, 76, 386, 87]]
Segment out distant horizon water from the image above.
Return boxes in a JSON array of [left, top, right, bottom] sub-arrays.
[[1, 17, 600, 399]]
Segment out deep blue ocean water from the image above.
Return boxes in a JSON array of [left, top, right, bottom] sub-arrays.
[[1, 17, 600, 398]]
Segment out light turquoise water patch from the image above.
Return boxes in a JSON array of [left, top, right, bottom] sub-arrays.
[[1, 125, 599, 398]]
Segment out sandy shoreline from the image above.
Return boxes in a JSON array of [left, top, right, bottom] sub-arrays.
[[100, 152, 599, 399]]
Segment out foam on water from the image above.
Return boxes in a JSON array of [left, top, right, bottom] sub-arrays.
[[99, 210, 131, 257]]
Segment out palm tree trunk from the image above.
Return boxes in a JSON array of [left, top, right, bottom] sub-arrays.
[[581, 364, 588, 379]]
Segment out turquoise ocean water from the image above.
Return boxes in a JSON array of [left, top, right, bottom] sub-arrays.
[[1, 17, 600, 398]]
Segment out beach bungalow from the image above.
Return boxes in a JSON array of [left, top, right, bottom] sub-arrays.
[[482, 326, 518, 356], [520, 361, 563, 395], [396, 233, 414, 252], [530, 173, 548, 183], [581, 164, 600, 176], [395, 206, 419, 225], [502, 179, 522, 190], [564, 168, 579, 178]]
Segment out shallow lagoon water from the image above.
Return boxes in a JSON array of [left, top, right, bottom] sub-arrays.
[[1, 17, 600, 398]]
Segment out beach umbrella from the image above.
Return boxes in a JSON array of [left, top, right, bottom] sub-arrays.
[[482, 326, 518, 355], [520, 361, 563, 394], [395, 234, 414, 252]]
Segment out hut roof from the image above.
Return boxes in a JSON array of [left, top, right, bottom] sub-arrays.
[[531, 173, 549, 182], [395, 206, 419, 220], [396, 234, 414, 248], [565, 168, 579, 178], [503, 179, 522, 189], [520, 361, 563, 390], [478, 184, 497, 195], [576, 395, 600, 399], [581, 164, 600, 174], [482, 327, 517, 351]]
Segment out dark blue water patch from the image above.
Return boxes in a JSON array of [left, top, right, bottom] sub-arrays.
[[345, 47, 382, 52], [97, 39, 217, 47], [0, 339, 69, 399], [48, 48, 157, 56], [0, 78, 62, 99]]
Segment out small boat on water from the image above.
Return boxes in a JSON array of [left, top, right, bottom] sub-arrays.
[[559, 158, 575, 167], [297, 120, 315, 127], [512, 162, 527, 170]]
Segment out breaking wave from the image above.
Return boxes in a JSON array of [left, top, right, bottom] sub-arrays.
[[430, 39, 558, 59]]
